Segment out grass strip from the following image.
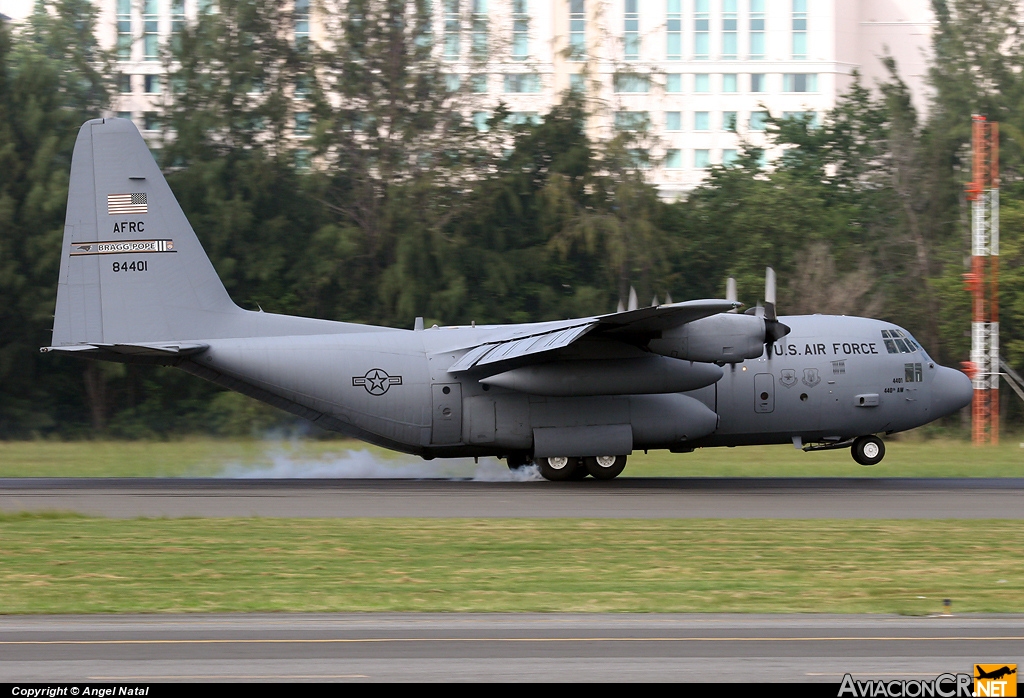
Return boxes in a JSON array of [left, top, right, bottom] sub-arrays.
[[1, 514, 1021, 615], [0, 437, 1022, 478]]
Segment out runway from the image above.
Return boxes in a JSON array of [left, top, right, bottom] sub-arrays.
[[1, 477, 1023, 518], [1, 613, 1020, 682]]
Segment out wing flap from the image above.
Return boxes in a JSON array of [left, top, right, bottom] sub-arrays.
[[447, 322, 594, 372]]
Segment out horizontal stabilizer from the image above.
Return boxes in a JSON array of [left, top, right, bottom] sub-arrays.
[[41, 342, 209, 357]]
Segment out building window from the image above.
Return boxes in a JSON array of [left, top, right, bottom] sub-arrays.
[[143, 0, 159, 61], [143, 112, 160, 131], [512, 0, 528, 60], [694, 112, 710, 130], [783, 73, 816, 92], [750, 73, 765, 92], [569, 0, 585, 61], [694, 0, 709, 59], [666, 0, 681, 60], [294, 0, 310, 50], [665, 111, 681, 130], [749, 0, 765, 59], [144, 75, 161, 94], [723, 149, 739, 165], [445, 0, 461, 60], [117, 111, 132, 121], [117, 0, 132, 61], [665, 73, 682, 93], [119, 74, 132, 94], [792, 0, 807, 59], [504, 73, 540, 93], [615, 74, 649, 93], [722, 0, 737, 59], [694, 74, 710, 93], [472, 0, 487, 58], [784, 111, 819, 127], [723, 111, 738, 130], [749, 111, 769, 131], [473, 111, 490, 131], [508, 112, 540, 126], [694, 149, 710, 168], [295, 149, 310, 171], [722, 74, 737, 92], [570, 73, 585, 92], [614, 111, 648, 131], [444, 74, 461, 91], [471, 74, 489, 93], [171, 0, 185, 52], [295, 112, 310, 136], [664, 149, 682, 169], [624, 0, 639, 60]]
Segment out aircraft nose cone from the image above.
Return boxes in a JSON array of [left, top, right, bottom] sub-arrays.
[[932, 365, 973, 418]]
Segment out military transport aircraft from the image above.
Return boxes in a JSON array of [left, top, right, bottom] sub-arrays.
[[42, 118, 974, 480]]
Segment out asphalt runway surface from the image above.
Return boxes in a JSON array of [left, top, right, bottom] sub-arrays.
[[2, 613, 1021, 682], [1, 477, 1023, 518]]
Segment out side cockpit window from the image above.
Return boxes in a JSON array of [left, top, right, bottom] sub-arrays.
[[882, 329, 919, 354]]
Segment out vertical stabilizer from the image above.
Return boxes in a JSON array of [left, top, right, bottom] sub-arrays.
[[52, 118, 240, 346]]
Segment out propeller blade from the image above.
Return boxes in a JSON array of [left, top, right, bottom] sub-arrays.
[[764, 267, 777, 321], [665, 292, 673, 304], [726, 277, 737, 303], [627, 286, 638, 312], [617, 299, 625, 313], [651, 295, 660, 307]]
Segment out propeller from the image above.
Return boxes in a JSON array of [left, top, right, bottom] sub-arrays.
[[627, 286, 638, 311], [726, 277, 738, 312], [651, 295, 660, 307], [761, 267, 790, 357]]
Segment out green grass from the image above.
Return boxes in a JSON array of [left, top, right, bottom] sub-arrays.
[[0, 514, 1021, 614], [0, 436, 1022, 478]]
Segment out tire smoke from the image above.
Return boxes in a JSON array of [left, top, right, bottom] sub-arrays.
[[220, 447, 543, 481]]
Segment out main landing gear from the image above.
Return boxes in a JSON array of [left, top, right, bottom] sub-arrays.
[[851, 435, 885, 466], [531, 455, 629, 481]]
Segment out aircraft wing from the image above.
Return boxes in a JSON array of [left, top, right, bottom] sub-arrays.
[[446, 299, 739, 373]]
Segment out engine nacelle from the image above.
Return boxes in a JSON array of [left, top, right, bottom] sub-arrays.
[[648, 313, 765, 363], [479, 356, 723, 396]]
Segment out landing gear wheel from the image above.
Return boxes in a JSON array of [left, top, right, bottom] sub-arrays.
[[536, 456, 582, 482], [851, 436, 885, 466], [584, 455, 627, 480]]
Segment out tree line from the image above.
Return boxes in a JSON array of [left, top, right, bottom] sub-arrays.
[[1, 0, 1022, 438]]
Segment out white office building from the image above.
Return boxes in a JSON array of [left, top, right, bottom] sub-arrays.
[[6, 0, 936, 198]]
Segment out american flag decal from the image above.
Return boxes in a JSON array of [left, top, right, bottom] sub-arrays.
[[107, 193, 148, 215]]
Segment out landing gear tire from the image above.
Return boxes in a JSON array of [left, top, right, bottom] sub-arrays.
[[536, 456, 582, 482], [584, 455, 627, 480], [851, 436, 885, 466]]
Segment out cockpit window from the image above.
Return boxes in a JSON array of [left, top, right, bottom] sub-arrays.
[[882, 329, 918, 354]]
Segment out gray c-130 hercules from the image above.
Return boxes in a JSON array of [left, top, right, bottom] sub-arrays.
[[42, 118, 974, 480]]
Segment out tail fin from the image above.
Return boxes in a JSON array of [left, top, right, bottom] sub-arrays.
[[52, 118, 240, 346]]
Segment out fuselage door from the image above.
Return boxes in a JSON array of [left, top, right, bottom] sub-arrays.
[[431, 383, 463, 444], [754, 373, 775, 413]]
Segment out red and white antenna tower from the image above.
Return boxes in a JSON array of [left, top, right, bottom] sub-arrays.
[[964, 115, 999, 445]]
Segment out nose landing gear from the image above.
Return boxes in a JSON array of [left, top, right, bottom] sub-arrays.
[[851, 435, 885, 466]]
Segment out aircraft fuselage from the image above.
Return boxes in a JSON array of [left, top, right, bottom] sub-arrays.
[[183, 314, 970, 460]]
